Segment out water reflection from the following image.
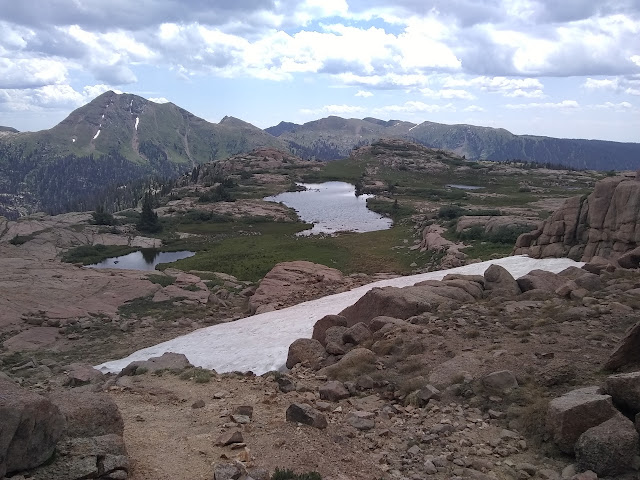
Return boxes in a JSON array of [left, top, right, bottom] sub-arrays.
[[265, 181, 393, 235], [86, 250, 195, 271]]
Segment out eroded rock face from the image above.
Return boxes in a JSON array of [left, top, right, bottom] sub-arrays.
[[515, 177, 640, 262], [49, 392, 124, 438], [249, 261, 350, 314], [0, 378, 65, 477]]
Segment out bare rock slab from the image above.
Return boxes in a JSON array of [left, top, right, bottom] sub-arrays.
[[546, 387, 618, 454], [48, 391, 124, 438], [605, 320, 640, 371], [575, 414, 640, 477]]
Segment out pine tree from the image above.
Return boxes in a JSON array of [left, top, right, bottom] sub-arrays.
[[137, 191, 162, 233]]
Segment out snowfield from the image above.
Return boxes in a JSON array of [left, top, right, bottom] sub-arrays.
[[96, 256, 581, 375]]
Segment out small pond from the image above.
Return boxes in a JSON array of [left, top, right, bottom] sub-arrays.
[[265, 182, 393, 235], [86, 250, 195, 271], [447, 184, 483, 190]]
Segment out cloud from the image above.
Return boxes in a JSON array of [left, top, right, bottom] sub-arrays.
[[505, 100, 580, 110], [300, 104, 367, 115], [444, 76, 545, 97], [463, 105, 484, 112], [0, 84, 117, 111], [420, 88, 475, 100], [355, 90, 373, 97], [373, 101, 456, 114], [0, 58, 68, 89], [584, 76, 640, 96]]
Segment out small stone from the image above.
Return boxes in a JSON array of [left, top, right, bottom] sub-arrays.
[[192, 399, 205, 409], [215, 430, 244, 446], [231, 414, 250, 424], [424, 460, 438, 474], [319, 381, 350, 402], [285, 403, 328, 429]]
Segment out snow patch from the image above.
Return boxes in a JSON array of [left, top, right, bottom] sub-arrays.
[[134, 117, 139, 131], [408, 124, 419, 132], [102, 114, 105, 119], [96, 256, 581, 375], [71, 138, 76, 143], [93, 130, 101, 140]]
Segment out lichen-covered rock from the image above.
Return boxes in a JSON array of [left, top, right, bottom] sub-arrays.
[[575, 414, 639, 476]]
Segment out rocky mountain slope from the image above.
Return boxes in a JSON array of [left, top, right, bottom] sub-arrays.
[[268, 116, 640, 170], [515, 173, 640, 262], [0, 91, 284, 218]]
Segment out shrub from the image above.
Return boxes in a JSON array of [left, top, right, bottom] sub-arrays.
[[438, 205, 466, 220], [146, 274, 176, 287], [271, 468, 322, 480]]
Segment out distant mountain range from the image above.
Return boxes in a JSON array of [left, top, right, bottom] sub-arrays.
[[1, 91, 638, 218], [267, 117, 640, 171]]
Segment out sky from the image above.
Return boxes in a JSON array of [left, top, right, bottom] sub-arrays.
[[0, 0, 639, 142]]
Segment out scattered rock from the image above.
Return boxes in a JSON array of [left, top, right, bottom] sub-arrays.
[[312, 315, 348, 346], [213, 460, 247, 480], [342, 322, 372, 345], [346, 411, 375, 431], [119, 352, 192, 376], [285, 403, 328, 429], [319, 381, 350, 402], [482, 370, 518, 393], [215, 431, 244, 446]]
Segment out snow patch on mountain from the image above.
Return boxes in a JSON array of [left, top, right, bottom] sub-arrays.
[[135, 117, 139, 131], [93, 130, 100, 140], [96, 256, 581, 375]]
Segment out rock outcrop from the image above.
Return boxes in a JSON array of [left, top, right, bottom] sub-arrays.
[[249, 261, 351, 314], [514, 176, 640, 261]]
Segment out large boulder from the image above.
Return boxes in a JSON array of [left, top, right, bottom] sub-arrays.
[[604, 371, 640, 412], [483, 264, 521, 297], [286, 338, 327, 369], [119, 352, 192, 376], [0, 378, 65, 477], [342, 322, 372, 345], [29, 434, 128, 480], [546, 387, 619, 454], [48, 392, 124, 438], [605, 320, 640, 371], [575, 414, 639, 476], [516, 270, 566, 293], [618, 245, 640, 269], [339, 283, 476, 325], [318, 348, 376, 381]]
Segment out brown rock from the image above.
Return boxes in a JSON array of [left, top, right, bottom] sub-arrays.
[[63, 363, 104, 387], [318, 348, 376, 381], [319, 381, 350, 402], [312, 314, 347, 346], [48, 392, 124, 438], [575, 414, 640, 476], [618, 245, 640, 269], [546, 387, 618, 454], [516, 270, 565, 293], [0, 378, 65, 477], [119, 352, 193, 376], [249, 261, 346, 314], [369, 316, 406, 332], [342, 322, 372, 345], [215, 431, 244, 446], [484, 264, 521, 297], [605, 320, 640, 371], [285, 338, 327, 369], [285, 403, 327, 429], [605, 371, 640, 412]]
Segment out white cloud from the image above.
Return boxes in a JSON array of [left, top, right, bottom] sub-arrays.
[[420, 88, 474, 100], [444, 76, 545, 98], [355, 90, 373, 97], [505, 100, 580, 110], [463, 105, 484, 112], [0, 58, 68, 89], [0, 84, 118, 111], [373, 101, 456, 114], [300, 104, 366, 115], [583, 76, 640, 96]]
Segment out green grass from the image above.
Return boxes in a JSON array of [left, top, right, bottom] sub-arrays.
[[460, 241, 514, 260], [165, 223, 430, 282], [146, 273, 176, 287]]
